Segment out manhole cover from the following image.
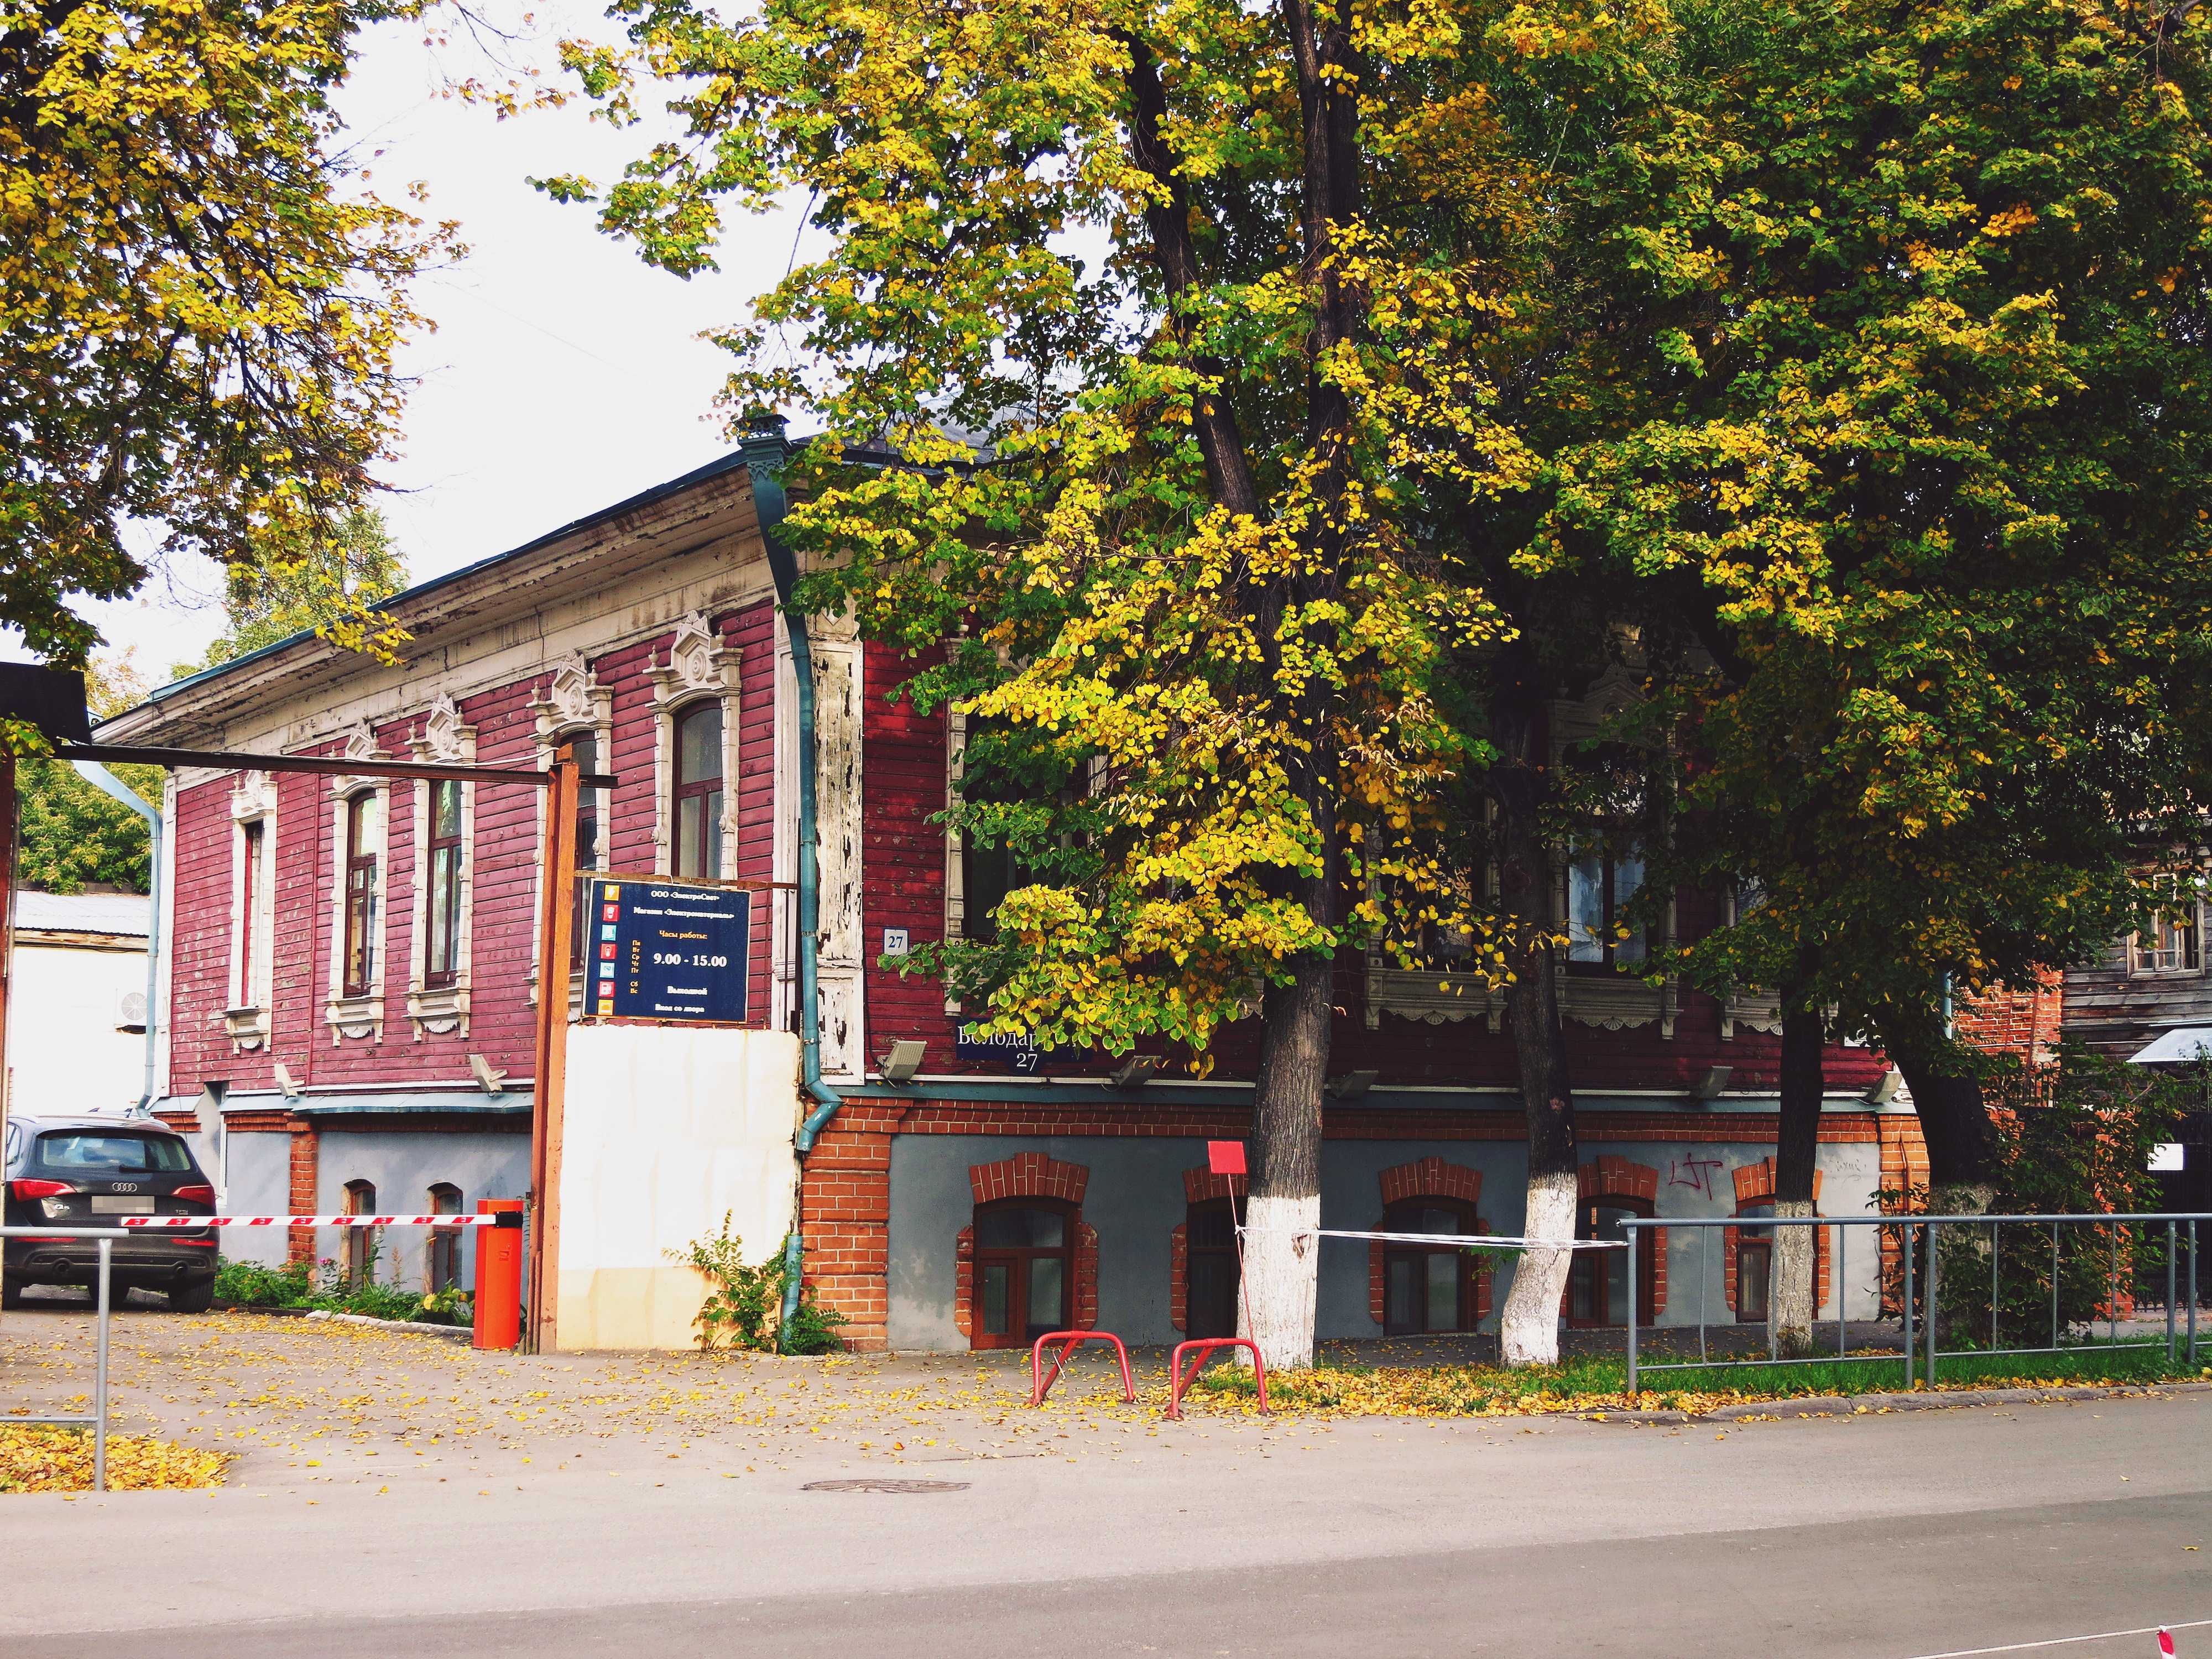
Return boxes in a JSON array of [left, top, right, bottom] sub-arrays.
[[802, 1478, 969, 1494]]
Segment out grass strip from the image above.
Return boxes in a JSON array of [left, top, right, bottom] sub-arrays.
[[1185, 1342, 2211, 1417]]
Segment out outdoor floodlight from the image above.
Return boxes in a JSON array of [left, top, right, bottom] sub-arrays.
[[273, 1063, 304, 1102], [471, 1053, 509, 1097], [1692, 1065, 1733, 1102], [1327, 1070, 1379, 1101], [880, 1040, 927, 1084], [1109, 1057, 1161, 1089], [1864, 1066, 1904, 1105]]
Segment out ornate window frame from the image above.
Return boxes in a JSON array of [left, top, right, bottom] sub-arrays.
[[324, 724, 389, 1044], [224, 770, 278, 1052], [645, 612, 741, 879], [405, 696, 477, 1040], [527, 650, 615, 1018]]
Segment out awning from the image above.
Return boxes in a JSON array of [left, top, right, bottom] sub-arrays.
[[2128, 1027, 2212, 1065]]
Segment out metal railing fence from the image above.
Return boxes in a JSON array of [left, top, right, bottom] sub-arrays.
[[1621, 1212, 2207, 1399], [0, 1227, 116, 1489]]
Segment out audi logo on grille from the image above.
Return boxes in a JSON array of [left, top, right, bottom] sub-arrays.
[[111, 1183, 138, 1193]]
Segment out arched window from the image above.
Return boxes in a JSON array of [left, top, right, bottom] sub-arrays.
[[1568, 1192, 1655, 1328], [341, 794, 380, 997], [343, 1180, 377, 1286], [426, 1182, 463, 1292], [672, 703, 723, 879], [970, 1199, 1072, 1348], [1185, 1199, 1240, 1339], [1381, 1204, 1477, 1336], [1735, 1202, 1774, 1324]]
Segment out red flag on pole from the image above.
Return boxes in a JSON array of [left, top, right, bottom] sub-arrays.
[[1208, 1140, 1247, 1176]]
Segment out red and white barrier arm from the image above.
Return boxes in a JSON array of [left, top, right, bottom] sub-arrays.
[[118, 1214, 522, 1229]]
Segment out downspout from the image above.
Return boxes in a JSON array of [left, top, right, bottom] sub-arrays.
[[740, 419, 842, 1344], [73, 761, 161, 1117]]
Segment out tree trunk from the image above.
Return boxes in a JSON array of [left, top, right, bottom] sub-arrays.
[[1895, 1052, 1999, 1215], [1491, 726, 1576, 1368], [1770, 994, 1824, 1358], [1241, 959, 1332, 1370]]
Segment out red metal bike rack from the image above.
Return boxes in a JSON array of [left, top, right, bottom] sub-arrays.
[[1165, 1337, 1268, 1420], [1030, 1330, 1136, 1407]]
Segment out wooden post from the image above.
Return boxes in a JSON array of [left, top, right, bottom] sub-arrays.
[[528, 743, 580, 1352]]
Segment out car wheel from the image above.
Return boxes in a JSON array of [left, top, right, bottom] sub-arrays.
[[168, 1281, 215, 1314], [1, 1279, 28, 1311]]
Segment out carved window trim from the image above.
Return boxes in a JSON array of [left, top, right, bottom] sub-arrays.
[[324, 724, 389, 1045], [526, 651, 616, 1019], [644, 612, 740, 879], [225, 771, 278, 1052], [404, 696, 477, 1040]]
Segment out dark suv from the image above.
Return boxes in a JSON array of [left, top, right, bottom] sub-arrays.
[[3, 1115, 219, 1311]]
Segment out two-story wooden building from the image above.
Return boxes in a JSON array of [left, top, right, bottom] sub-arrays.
[[105, 435, 1923, 1351]]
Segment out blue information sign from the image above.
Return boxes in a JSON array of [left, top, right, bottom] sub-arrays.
[[587, 878, 750, 1024]]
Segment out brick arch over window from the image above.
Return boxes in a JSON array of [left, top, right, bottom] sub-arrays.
[[1368, 1156, 1494, 1329], [1171, 1165, 1248, 1332], [1574, 1156, 1667, 1318], [953, 1152, 1098, 1340], [1724, 1157, 1828, 1315]]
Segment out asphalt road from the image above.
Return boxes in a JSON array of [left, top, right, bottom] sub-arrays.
[[4, 1366, 2206, 1658]]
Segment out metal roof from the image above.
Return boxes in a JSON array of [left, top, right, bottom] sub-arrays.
[[2130, 1027, 2212, 1065], [14, 891, 150, 938], [138, 448, 759, 709]]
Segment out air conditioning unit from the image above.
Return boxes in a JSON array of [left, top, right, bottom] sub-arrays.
[[114, 989, 148, 1033]]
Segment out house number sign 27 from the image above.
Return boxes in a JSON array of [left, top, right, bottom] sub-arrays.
[[588, 878, 751, 1024]]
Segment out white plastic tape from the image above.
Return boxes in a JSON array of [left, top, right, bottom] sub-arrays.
[[1236, 1226, 1625, 1250], [117, 1214, 512, 1229]]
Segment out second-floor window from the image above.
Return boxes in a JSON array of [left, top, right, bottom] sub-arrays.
[[239, 820, 264, 1005], [1566, 851, 1645, 968], [674, 703, 722, 879], [425, 779, 462, 987], [2138, 904, 2202, 974], [570, 732, 601, 969], [342, 792, 379, 997]]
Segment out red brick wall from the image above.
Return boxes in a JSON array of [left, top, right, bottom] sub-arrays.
[[1366, 1157, 1492, 1328], [1723, 1157, 1827, 1314], [1954, 970, 2063, 1067]]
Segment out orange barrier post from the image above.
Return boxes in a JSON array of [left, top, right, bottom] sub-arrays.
[[474, 1199, 524, 1350]]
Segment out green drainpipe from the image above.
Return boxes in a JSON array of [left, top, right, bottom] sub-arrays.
[[740, 417, 842, 1348]]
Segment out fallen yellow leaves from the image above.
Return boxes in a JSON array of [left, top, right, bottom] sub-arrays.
[[0, 1426, 232, 1493]]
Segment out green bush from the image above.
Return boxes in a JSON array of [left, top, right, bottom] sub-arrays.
[[1882, 1047, 2193, 1344], [666, 1215, 846, 1354], [214, 1257, 312, 1306]]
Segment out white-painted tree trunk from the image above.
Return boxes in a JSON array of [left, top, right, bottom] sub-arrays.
[[1239, 1190, 1319, 1373], [1768, 1198, 1817, 1358], [1500, 1168, 1576, 1368]]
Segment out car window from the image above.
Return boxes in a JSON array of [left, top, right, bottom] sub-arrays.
[[34, 1133, 194, 1173], [3, 1121, 18, 1172]]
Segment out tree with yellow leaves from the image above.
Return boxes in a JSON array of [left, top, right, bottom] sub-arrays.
[[0, 0, 450, 672]]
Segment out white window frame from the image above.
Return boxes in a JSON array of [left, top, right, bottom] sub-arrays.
[[325, 723, 389, 1045], [2133, 893, 2205, 977], [224, 770, 277, 1052], [406, 695, 478, 1039], [526, 651, 615, 1019], [645, 611, 742, 879]]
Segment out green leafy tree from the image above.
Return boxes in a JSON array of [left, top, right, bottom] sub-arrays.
[[16, 653, 160, 893], [0, 0, 452, 674], [1514, 0, 2212, 1348], [539, 0, 1672, 1367], [170, 509, 411, 680]]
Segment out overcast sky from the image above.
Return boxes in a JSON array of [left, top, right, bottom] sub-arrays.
[[51, 4, 803, 686]]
